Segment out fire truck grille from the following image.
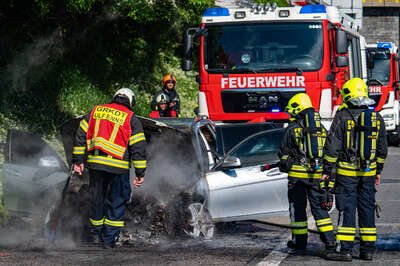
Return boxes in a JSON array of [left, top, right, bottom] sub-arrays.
[[221, 90, 302, 113]]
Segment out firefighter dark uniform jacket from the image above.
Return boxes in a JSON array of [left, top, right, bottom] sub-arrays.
[[323, 106, 387, 177], [151, 89, 180, 114], [72, 102, 146, 177], [279, 108, 326, 179]]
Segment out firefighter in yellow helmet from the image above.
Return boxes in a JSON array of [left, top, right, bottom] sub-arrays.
[[151, 74, 180, 115], [72, 88, 147, 249], [279, 93, 335, 253], [322, 78, 387, 261]]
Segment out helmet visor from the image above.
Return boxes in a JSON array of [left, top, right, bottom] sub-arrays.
[[348, 96, 375, 107]]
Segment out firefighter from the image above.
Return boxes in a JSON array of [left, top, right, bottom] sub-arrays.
[[279, 93, 335, 253], [72, 88, 147, 249], [149, 93, 177, 118], [322, 77, 387, 261], [151, 74, 180, 115]]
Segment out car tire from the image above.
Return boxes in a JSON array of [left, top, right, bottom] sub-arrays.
[[184, 202, 215, 239]]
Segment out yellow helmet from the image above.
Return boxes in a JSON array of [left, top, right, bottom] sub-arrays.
[[286, 93, 313, 117], [341, 77, 368, 103]]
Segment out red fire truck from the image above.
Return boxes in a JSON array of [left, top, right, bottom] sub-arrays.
[[367, 42, 400, 145], [183, 1, 367, 126]]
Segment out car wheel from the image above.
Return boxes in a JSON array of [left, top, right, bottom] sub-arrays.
[[184, 202, 215, 239]]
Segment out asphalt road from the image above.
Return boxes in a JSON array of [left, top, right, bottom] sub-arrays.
[[1, 147, 400, 265]]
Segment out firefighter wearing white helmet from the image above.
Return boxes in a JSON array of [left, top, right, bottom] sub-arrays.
[[151, 74, 181, 115], [72, 87, 146, 248], [114, 88, 136, 108], [279, 93, 335, 253], [322, 78, 387, 261], [149, 93, 177, 118]]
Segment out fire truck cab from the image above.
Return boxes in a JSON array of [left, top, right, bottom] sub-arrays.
[[183, 1, 367, 128], [367, 42, 400, 145]]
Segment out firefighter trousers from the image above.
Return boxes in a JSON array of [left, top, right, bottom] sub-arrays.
[[288, 178, 335, 249], [88, 169, 132, 246], [335, 174, 376, 254]]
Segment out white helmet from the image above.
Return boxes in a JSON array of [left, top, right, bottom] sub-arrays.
[[114, 88, 135, 107], [156, 93, 169, 104]]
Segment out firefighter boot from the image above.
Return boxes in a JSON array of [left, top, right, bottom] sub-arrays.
[[287, 240, 307, 250], [360, 252, 373, 261], [325, 242, 335, 251], [323, 250, 352, 261], [319, 242, 335, 258]]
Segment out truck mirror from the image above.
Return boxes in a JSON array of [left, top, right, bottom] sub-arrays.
[[183, 32, 194, 71], [336, 30, 348, 54], [183, 59, 192, 71], [336, 55, 349, 67], [184, 32, 193, 58]]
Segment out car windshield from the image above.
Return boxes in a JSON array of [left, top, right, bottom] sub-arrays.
[[204, 22, 323, 73], [367, 48, 391, 85], [229, 129, 283, 167]]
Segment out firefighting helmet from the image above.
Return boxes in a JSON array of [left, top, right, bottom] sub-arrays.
[[163, 74, 177, 86], [113, 88, 136, 107], [156, 93, 169, 104], [341, 77, 367, 102], [341, 77, 375, 106], [286, 93, 313, 117]]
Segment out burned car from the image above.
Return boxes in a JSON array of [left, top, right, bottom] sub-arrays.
[[1, 117, 288, 240]]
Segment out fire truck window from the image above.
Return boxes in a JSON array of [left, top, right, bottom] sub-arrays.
[[205, 22, 323, 72], [367, 49, 390, 85]]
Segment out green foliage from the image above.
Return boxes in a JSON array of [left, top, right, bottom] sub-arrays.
[[58, 69, 110, 116], [66, 0, 97, 13]]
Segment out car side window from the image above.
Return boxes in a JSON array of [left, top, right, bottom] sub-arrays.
[[230, 130, 283, 167]]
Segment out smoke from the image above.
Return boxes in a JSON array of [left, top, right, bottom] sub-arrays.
[[137, 130, 201, 205], [4, 3, 123, 95], [6, 29, 64, 92], [0, 130, 77, 249]]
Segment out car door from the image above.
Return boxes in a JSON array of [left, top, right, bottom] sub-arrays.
[[205, 128, 288, 222], [2, 130, 69, 214]]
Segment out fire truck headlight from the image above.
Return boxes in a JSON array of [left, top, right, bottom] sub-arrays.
[[383, 113, 394, 120], [279, 10, 290, 17], [234, 11, 246, 19]]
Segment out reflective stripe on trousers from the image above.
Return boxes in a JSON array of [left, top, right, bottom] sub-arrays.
[[288, 178, 335, 248], [334, 174, 376, 253], [89, 169, 131, 245]]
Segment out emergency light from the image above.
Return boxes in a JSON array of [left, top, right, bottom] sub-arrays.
[[271, 108, 281, 113], [203, 8, 229, 17], [299, 4, 327, 14], [377, 42, 392, 49]]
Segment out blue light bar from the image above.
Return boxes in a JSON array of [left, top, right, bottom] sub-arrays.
[[299, 4, 326, 14], [368, 106, 375, 110], [271, 108, 281, 113], [203, 8, 230, 17], [377, 42, 392, 49]]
